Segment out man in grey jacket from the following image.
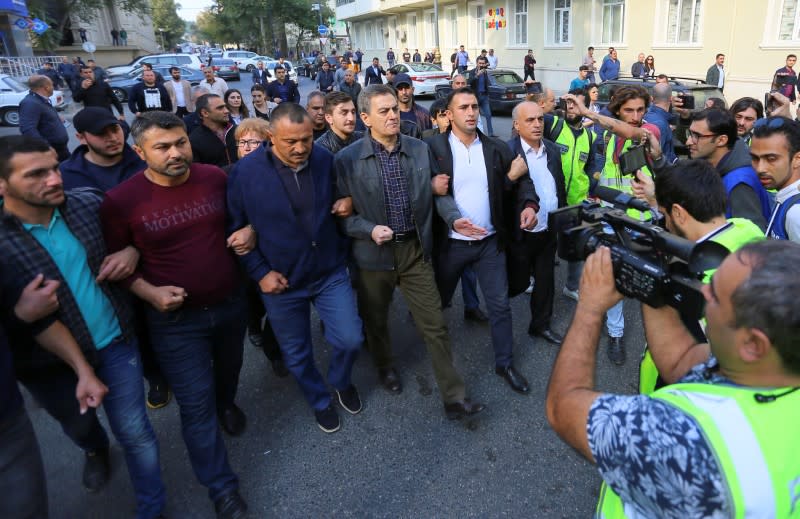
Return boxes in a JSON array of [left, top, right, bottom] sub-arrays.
[[334, 84, 484, 420]]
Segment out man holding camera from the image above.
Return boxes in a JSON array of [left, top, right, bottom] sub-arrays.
[[750, 116, 800, 242], [468, 56, 495, 138], [546, 239, 800, 518]]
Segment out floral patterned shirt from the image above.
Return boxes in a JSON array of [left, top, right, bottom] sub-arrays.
[[587, 357, 732, 518]]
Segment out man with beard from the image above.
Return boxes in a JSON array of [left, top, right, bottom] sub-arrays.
[[315, 91, 363, 154], [100, 112, 248, 518], [393, 73, 431, 132], [315, 61, 336, 93], [730, 97, 764, 146], [306, 91, 328, 140], [128, 70, 172, 117], [164, 66, 194, 118], [189, 94, 238, 168], [266, 66, 301, 104], [338, 69, 362, 112], [74, 66, 125, 118]]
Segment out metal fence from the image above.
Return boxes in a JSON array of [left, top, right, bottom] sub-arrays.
[[0, 55, 67, 79]]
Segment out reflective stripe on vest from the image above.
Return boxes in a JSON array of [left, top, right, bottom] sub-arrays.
[[551, 116, 593, 205], [601, 135, 652, 220], [596, 383, 800, 518]]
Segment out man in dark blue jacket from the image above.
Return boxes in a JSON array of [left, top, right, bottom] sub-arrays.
[[315, 61, 336, 93], [250, 60, 271, 87], [364, 57, 386, 86], [227, 102, 362, 434], [265, 66, 300, 104], [19, 75, 69, 160]]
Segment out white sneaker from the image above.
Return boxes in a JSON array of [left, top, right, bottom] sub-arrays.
[[525, 277, 535, 294], [562, 286, 579, 302]]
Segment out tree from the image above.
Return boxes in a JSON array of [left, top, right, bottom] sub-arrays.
[[152, 0, 185, 49], [28, 0, 151, 44]]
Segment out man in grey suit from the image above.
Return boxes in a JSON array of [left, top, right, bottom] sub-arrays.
[[706, 53, 725, 91]]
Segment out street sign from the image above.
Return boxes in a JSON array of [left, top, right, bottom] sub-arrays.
[[319, 37, 328, 45], [318, 25, 328, 36]]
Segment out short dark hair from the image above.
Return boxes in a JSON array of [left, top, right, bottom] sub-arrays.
[[568, 87, 591, 107], [324, 91, 354, 114], [654, 159, 727, 223], [195, 93, 221, 116], [250, 83, 266, 94], [141, 62, 153, 69], [752, 116, 800, 159], [270, 101, 312, 125], [731, 240, 800, 375], [692, 108, 738, 150], [788, 53, 797, 60], [608, 85, 650, 117], [429, 98, 448, 118], [0, 135, 52, 180], [445, 87, 477, 109], [130, 111, 186, 145], [730, 97, 764, 120], [716, 53, 725, 59], [579, 65, 589, 72], [588, 46, 594, 51], [169, 66, 180, 73]]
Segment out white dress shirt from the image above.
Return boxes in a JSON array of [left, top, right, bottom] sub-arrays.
[[448, 132, 496, 240], [717, 65, 725, 88], [199, 77, 229, 97], [520, 137, 557, 233]]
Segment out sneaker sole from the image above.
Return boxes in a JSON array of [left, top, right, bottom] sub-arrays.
[[336, 391, 363, 415], [146, 391, 171, 409], [316, 421, 341, 433]]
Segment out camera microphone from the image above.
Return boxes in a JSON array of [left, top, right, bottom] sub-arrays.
[[594, 185, 652, 214]]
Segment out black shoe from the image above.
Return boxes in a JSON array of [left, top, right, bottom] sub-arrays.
[[607, 337, 626, 366], [219, 404, 247, 436], [214, 490, 248, 519], [336, 385, 363, 414], [248, 333, 263, 348], [528, 327, 563, 345], [495, 365, 530, 394], [444, 399, 486, 420], [270, 358, 290, 378], [464, 308, 489, 323], [147, 382, 171, 409], [314, 404, 341, 433], [378, 367, 403, 394], [82, 448, 110, 492]]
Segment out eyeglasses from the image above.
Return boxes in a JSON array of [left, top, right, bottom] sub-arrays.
[[687, 130, 718, 141], [753, 117, 789, 130], [237, 139, 262, 148]]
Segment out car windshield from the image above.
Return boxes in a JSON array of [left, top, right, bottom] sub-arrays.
[[4, 76, 26, 92], [215, 59, 235, 65], [408, 63, 442, 72], [492, 72, 523, 84]]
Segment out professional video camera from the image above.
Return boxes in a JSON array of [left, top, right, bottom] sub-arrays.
[[550, 186, 729, 320]]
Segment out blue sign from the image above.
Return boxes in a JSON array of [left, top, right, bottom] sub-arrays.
[[31, 17, 48, 35], [0, 0, 28, 17], [318, 25, 328, 36]]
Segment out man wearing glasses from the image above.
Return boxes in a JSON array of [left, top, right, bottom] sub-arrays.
[[685, 109, 772, 231]]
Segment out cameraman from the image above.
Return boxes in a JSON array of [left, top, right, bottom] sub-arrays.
[[468, 56, 495, 137], [546, 239, 800, 518], [632, 157, 764, 393]]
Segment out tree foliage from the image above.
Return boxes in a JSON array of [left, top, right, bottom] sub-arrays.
[[152, 0, 185, 48], [29, 0, 152, 39]]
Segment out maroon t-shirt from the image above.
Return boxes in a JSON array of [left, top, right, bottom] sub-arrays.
[[100, 163, 241, 307]]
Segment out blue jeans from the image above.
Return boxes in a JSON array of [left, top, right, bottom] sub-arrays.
[[436, 235, 514, 367], [0, 407, 47, 519], [146, 293, 245, 502], [478, 95, 494, 136], [461, 266, 480, 311], [606, 300, 625, 337], [262, 267, 362, 411], [96, 338, 165, 519]]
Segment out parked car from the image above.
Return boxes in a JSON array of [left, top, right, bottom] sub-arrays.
[[106, 53, 204, 77], [0, 73, 68, 126], [264, 60, 298, 83], [298, 57, 317, 80], [436, 68, 527, 112], [236, 55, 274, 72], [202, 58, 241, 81], [108, 66, 204, 103], [388, 62, 451, 96]]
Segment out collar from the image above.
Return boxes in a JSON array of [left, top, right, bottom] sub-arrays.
[[777, 178, 800, 203], [22, 208, 61, 231], [267, 147, 308, 174], [519, 137, 545, 159], [448, 131, 480, 150], [697, 221, 733, 243], [370, 133, 401, 154]]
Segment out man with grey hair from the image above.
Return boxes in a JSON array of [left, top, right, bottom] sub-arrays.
[[306, 90, 328, 140], [334, 84, 484, 420], [547, 239, 800, 518], [644, 82, 679, 164], [19, 75, 69, 160], [100, 111, 249, 518]]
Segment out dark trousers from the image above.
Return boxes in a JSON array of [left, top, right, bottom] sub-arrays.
[[0, 407, 47, 519], [261, 267, 362, 411], [523, 67, 536, 82], [146, 293, 245, 502], [52, 143, 70, 162], [133, 300, 167, 388], [19, 368, 110, 453], [522, 230, 557, 332], [358, 239, 465, 403], [436, 235, 515, 367]]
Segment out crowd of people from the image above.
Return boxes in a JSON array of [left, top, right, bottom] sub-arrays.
[[4, 44, 800, 519]]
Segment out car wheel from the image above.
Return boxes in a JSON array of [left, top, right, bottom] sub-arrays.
[[246, 65, 254, 72], [2, 108, 19, 126], [111, 87, 127, 103]]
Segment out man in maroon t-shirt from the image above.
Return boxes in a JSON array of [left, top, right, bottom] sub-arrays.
[[99, 111, 248, 519]]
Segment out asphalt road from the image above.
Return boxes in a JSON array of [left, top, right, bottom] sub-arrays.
[[8, 73, 646, 518]]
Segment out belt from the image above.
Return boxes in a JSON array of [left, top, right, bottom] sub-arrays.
[[392, 231, 416, 243]]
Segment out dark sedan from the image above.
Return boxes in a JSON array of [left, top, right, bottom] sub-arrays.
[[298, 57, 317, 80], [204, 58, 241, 81], [109, 65, 204, 103], [434, 69, 528, 113]]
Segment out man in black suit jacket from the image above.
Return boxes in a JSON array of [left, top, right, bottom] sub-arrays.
[[251, 61, 271, 87], [363, 57, 386, 86], [507, 100, 567, 346], [427, 87, 538, 395]]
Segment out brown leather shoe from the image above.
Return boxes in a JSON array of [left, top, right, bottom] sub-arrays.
[[378, 367, 403, 393], [444, 399, 486, 420]]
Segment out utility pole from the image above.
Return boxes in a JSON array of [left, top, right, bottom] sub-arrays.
[[312, 3, 323, 52], [433, 0, 441, 65]]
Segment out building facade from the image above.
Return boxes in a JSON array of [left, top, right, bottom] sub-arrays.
[[338, 0, 800, 103]]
